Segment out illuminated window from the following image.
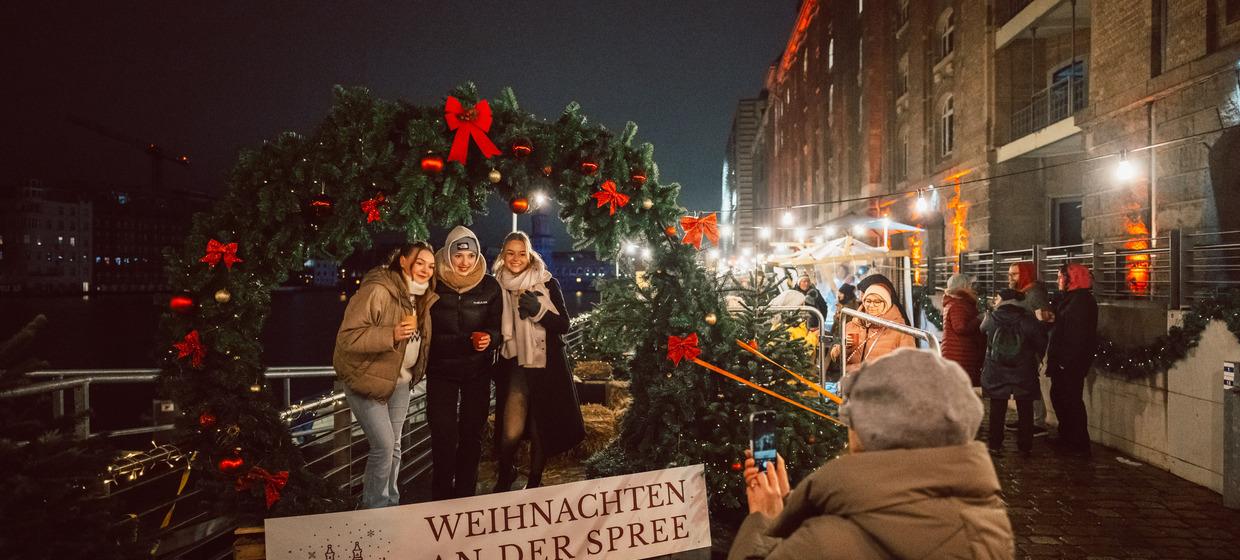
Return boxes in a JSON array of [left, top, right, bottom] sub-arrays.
[[940, 96, 955, 157], [828, 38, 834, 70], [898, 55, 909, 96]]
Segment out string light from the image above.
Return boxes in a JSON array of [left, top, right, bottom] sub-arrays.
[[1114, 149, 1136, 181], [759, 227, 772, 240], [532, 191, 548, 205], [781, 211, 794, 226]]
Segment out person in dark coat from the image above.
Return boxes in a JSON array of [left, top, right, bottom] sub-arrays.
[[491, 232, 585, 492], [940, 273, 985, 387], [1044, 263, 1099, 456], [980, 289, 1047, 456], [427, 225, 503, 499], [793, 271, 831, 330]]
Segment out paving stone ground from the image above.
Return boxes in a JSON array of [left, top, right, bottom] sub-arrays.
[[986, 428, 1240, 559]]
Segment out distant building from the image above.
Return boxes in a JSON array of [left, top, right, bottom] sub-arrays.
[[91, 188, 210, 292], [0, 181, 92, 294], [723, 96, 767, 254], [549, 251, 614, 291]]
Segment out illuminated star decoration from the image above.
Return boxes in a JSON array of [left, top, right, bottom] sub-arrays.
[[591, 180, 630, 216], [666, 333, 702, 366], [173, 330, 207, 368], [360, 192, 386, 223], [680, 213, 720, 249], [200, 239, 243, 269]]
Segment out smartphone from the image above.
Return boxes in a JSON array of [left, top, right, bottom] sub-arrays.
[[750, 410, 777, 473]]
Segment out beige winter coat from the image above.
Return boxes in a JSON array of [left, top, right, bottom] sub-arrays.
[[333, 267, 437, 400], [728, 442, 1014, 560]]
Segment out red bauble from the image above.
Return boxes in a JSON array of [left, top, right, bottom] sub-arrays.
[[169, 293, 195, 314], [631, 169, 648, 186], [730, 462, 743, 472], [511, 137, 533, 158], [218, 455, 245, 473], [308, 193, 335, 227], [665, 226, 678, 237], [510, 197, 530, 214], [199, 411, 217, 429], [420, 153, 445, 174], [807, 435, 818, 444], [541, 165, 553, 177], [579, 160, 599, 176]]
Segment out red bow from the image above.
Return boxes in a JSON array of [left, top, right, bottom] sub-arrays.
[[173, 330, 206, 369], [592, 180, 630, 216], [680, 213, 720, 249], [200, 239, 243, 269], [667, 333, 702, 366], [236, 466, 289, 509], [360, 193, 385, 223], [444, 97, 501, 164]]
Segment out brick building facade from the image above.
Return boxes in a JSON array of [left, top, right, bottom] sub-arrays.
[[740, 0, 1240, 261]]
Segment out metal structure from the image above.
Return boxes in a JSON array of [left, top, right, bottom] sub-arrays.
[[765, 304, 829, 386], [837, 306, 942, 381]]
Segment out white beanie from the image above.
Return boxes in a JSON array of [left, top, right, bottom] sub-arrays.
[[839, 348, 983, 451]]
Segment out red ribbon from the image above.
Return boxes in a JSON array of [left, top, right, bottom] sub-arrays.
[[173, 330, 206, 369], [444, 97, 501, 164], [236, 466, 289, 509], [680, 213, 720, 249], [667, 333, 702, 366], [200, 239, 243, 269], [360, 193, 385, 223], [592, 180, 630, 216]]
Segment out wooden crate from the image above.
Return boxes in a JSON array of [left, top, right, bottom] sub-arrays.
[[234, 526, 265, 560]]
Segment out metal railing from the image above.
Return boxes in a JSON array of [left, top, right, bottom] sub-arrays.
[[766, 305, 829, 387], [837, 307, 942, 380], [916, 229, 1240, 310], [1011, 75, 1088, 139]]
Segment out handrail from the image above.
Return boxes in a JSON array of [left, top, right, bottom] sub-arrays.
[[837, 307, 941, 381], [764, 305, 829, 388]]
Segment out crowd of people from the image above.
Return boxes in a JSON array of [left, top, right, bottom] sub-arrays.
[[332, 226, 585, 509]]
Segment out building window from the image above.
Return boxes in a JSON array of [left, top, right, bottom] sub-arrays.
[[1152, 0, 1168, 76], [896, 128, 909, 180], [1053, 198, 1083, 246], [938, 9, 955, 61], [897, 55, 909, 96], [899, 0, 910, 27], [1229, 0, 1240, 23], [828, 38, 835, 71], [940, 95, 955, 157]]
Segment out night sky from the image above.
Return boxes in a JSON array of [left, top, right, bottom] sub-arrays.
[[5, 2, 795, 246]]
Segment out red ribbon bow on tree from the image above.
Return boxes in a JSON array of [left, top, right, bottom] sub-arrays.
[[360, 192, 385, 223], [444, 97, 501, 164], [592, 180, 630, 216], [667, 333, 702, 366], [680, 213, 720, 249], [236, 466, 289, 509], [173, 330, 206, 369], [200, 239, 243, 269]]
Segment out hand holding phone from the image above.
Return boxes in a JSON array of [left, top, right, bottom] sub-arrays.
[[750, 410, 777, 472]]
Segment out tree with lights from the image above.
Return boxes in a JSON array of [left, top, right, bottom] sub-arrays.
[[154, 83, 844, 527]]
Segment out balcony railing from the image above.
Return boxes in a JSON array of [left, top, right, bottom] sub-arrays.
[[999, 0, 1037, 26], [1011, 75, 1087, 139]]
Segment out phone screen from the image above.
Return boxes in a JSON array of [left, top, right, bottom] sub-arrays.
[[750, 410, 777, 472]]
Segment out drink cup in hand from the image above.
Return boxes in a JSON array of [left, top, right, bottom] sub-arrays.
[[470, 331, 489, 351], [1036, 309, 1055, 323], [846, 332, 859, 347]]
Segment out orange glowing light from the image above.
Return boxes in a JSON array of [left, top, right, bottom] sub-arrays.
[[775, 0, 820, 84], [946, 180, 969, 260], [1123, 203, 1151, 294], [910, 233, 924, 285]]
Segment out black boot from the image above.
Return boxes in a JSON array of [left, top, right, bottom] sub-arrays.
[[524, 471, 542, 490], [493, 465, 517, 493]]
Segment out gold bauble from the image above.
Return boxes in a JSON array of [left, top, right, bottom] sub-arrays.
[[488, 169, 502, 184], [642, 198, 654, 209], [705, 312, 718, 325], [214, 289, 231, 304]]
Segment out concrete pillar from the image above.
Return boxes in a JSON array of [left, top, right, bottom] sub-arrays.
[[1226, 365, 1240, 509]]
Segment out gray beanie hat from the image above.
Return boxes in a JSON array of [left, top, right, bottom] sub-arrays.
[[839, 348, 983, 451]]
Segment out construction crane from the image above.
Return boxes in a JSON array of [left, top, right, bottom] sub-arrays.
[[67, 115, 190, 191]]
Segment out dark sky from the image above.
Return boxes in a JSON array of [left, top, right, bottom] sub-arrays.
[[4, 2, 794, 246]]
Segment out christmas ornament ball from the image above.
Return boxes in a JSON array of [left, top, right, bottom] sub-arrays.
[[705, 313, 717, 325], [488, 169, 502, 184], [214, 289, 231, 304], [420, 153, 445, 174], [510, 197, 531, 214], [642, 198, 654, 210]]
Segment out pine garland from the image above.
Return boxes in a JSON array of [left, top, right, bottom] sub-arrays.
[[1095, 289, 1240, 379], [913, 285, 943, 330]]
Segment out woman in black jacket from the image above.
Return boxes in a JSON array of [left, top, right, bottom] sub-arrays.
[[491, 231, 585, 491], [980, 288, 1047, 456], [428, 225, 502, 499], [1045, 263, 1099, 456]]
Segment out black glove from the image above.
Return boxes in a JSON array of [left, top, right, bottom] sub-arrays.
[[518, 290, 543, 319]]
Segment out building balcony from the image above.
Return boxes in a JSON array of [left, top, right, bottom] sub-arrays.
[[997, 0, 1091, 50], [998, 75, 1087, 162]]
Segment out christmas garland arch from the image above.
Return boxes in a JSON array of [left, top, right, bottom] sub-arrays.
[[157, 84, 845, 522]]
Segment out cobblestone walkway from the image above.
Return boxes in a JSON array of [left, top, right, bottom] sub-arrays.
[[988, 435, 1240, 559]]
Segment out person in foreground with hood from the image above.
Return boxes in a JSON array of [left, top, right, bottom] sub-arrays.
[[981, 289, 1047, 457], [490, 231, 585, 492], [829, 281, 915, 365], [728, 348, 1014, 559], [427, 225, 502, 499], [333, 241, 438, 509], [1044, 263, 1098, 457]]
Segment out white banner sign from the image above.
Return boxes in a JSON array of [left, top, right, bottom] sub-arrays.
[[265, 464, 711, 560]]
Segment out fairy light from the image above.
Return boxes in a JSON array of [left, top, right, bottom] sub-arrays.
[[1115, 149, 1136, 181], [781, 211, 794, 226]]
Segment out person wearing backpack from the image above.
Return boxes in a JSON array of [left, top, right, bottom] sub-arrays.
[[980, 288, 1047, 457]]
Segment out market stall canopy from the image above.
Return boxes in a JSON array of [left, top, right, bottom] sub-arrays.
[[770, 235, 903, 266]]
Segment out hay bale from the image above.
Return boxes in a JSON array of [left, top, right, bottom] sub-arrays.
[[574, 360, 613, 381], [571, 404, 618, 459]]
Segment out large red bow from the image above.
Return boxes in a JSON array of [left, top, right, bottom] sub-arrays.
[[200, 239, 243, 269], [444, 97, 501, 164], [236, 466, 289, 509], [173, 330, 206, 369], [680, 213, 719, 249], [667, 333, 702, 366], [592, 180, 630, 216], [360, 192, 385, 223]]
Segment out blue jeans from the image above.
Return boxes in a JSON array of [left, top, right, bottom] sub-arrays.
[[345, 381, 412, 509]]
